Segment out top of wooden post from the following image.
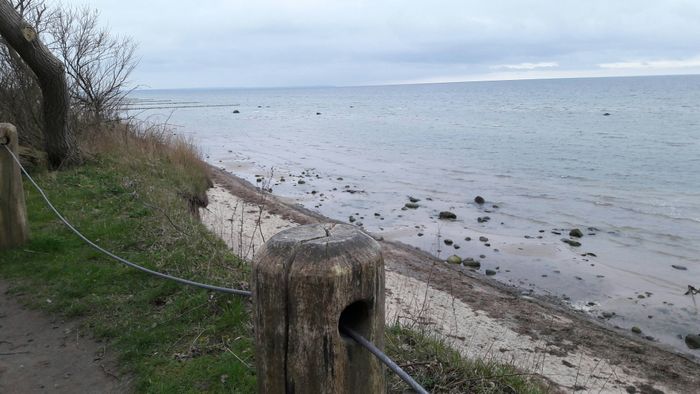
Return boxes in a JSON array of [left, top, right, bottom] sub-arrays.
[[0, 123, 17, 146], [252, 223, 385, 393]]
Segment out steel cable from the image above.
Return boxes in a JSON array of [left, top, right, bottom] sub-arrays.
[[2, 144, 252, 297], [340, 324, 429, 394]]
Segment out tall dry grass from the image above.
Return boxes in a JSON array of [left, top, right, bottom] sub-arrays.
[[79, 120, 212, 214]]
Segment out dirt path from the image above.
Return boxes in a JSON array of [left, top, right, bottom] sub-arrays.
[[0, 281, 130, 393], [207, 167, 700, 393]]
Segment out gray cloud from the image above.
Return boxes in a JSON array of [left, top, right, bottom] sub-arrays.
[[63, 0, 700, 88]]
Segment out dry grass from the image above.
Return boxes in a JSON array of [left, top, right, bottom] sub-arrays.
[[79, 120, 212, 214]]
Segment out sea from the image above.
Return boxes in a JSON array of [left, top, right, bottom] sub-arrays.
[[126, 75, 700, 355]]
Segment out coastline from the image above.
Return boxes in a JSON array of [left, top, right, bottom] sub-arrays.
[[203, 165, 699, 393]]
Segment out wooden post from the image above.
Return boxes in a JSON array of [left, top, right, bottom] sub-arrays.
[[253, 223, 385, 393], [0, 123, 29, 249]]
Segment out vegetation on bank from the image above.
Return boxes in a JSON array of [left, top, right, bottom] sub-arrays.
[[0, 124, 550, 393]]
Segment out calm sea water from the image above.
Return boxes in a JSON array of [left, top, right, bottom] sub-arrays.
[[128, 75, 700, 354]]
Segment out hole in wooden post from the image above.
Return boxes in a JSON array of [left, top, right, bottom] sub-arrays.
[[0, 136, 8, 145], [339, 299, 371, 343]]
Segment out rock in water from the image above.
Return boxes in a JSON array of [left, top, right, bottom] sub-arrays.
[[561, 238, 581, 247], [233, 109, 240, 114], [444, 239, 453, 246], [485, 269, 497, 276], [464, 258, 481, 269], [685, 334, 700, 349], [631, 326, 642, 334], [474, 196, 485, 204], [479, 236, 489, 242], [439, 211, 457, 220], [405, 202, 419, 209], [569, 228, 584, 238], [671, 265, 687, 271], [446, 255, 462, 265], [409, 196, 420, 203]]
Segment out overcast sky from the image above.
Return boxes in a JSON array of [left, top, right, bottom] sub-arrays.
[[62, 0, 700, 89]]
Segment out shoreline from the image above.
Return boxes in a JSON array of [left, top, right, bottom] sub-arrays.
[[203, 165, 699, 393]]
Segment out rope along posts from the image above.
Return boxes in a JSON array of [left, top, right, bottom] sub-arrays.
[[4, 144, 429, 393], [2, 144, 251, 297]]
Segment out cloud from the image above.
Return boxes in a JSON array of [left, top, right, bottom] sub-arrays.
[[599, 56, 700, 70], [63, 0, 700, 88], [491, 62, 559, 70]]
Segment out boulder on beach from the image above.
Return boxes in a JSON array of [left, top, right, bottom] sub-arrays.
[[446, 255, 462, 265], [297, 180, 306, 185], [474, 196, 485, 204], [685, 334, 700, 349], [233, 109, 240, 114], [569, 228, 584, 238], [439, 211, 457, 220], [409, 196, 420, 203], [405, 202, 419, 209], [485, 269, 497, 276], [479, 236, 489, 242], [444, 239, 453, 245]]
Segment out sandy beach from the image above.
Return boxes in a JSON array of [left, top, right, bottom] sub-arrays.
[[200, 167, 700, 393]]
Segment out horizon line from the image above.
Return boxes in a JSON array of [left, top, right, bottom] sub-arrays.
[[132, 72, 700, 92]]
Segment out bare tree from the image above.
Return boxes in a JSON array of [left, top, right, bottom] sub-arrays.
[[0, 0, 77, 167], [0, 0, 55, 148], [50, 6, 137, 122]]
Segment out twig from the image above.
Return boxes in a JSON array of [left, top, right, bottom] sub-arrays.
[[225, 346, 253, 370]]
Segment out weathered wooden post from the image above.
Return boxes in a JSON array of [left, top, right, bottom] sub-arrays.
[[0, 123, 29, 249], [253, 223, 385, 393]]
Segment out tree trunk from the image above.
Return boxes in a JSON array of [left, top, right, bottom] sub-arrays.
[[0, 0, 77, 168]]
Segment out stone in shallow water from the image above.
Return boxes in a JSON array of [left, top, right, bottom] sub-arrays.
[[439, 211, 456, 220], [569, 228, 584, 238], [474, 196, 485, 204], [685, 334, 700, 349], [561, 238, 581, 247], [404, 202, 419, 209], [485, 269, 497, 276], [671, 265, 687, 271]]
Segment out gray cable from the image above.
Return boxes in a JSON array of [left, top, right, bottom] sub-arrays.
[[340, 324, 430, 394], [2, 144, 252, 297]]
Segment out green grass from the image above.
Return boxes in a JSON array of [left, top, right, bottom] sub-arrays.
[[0, 151, 550, 393], [0, 157, 255, 393]]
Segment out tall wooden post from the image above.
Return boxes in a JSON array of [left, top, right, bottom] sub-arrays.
[[0, 123, 29, 249], [252, 223, 386, 393]]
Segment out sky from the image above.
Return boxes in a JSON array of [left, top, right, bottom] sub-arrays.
[[62, 0, 700, 89]]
